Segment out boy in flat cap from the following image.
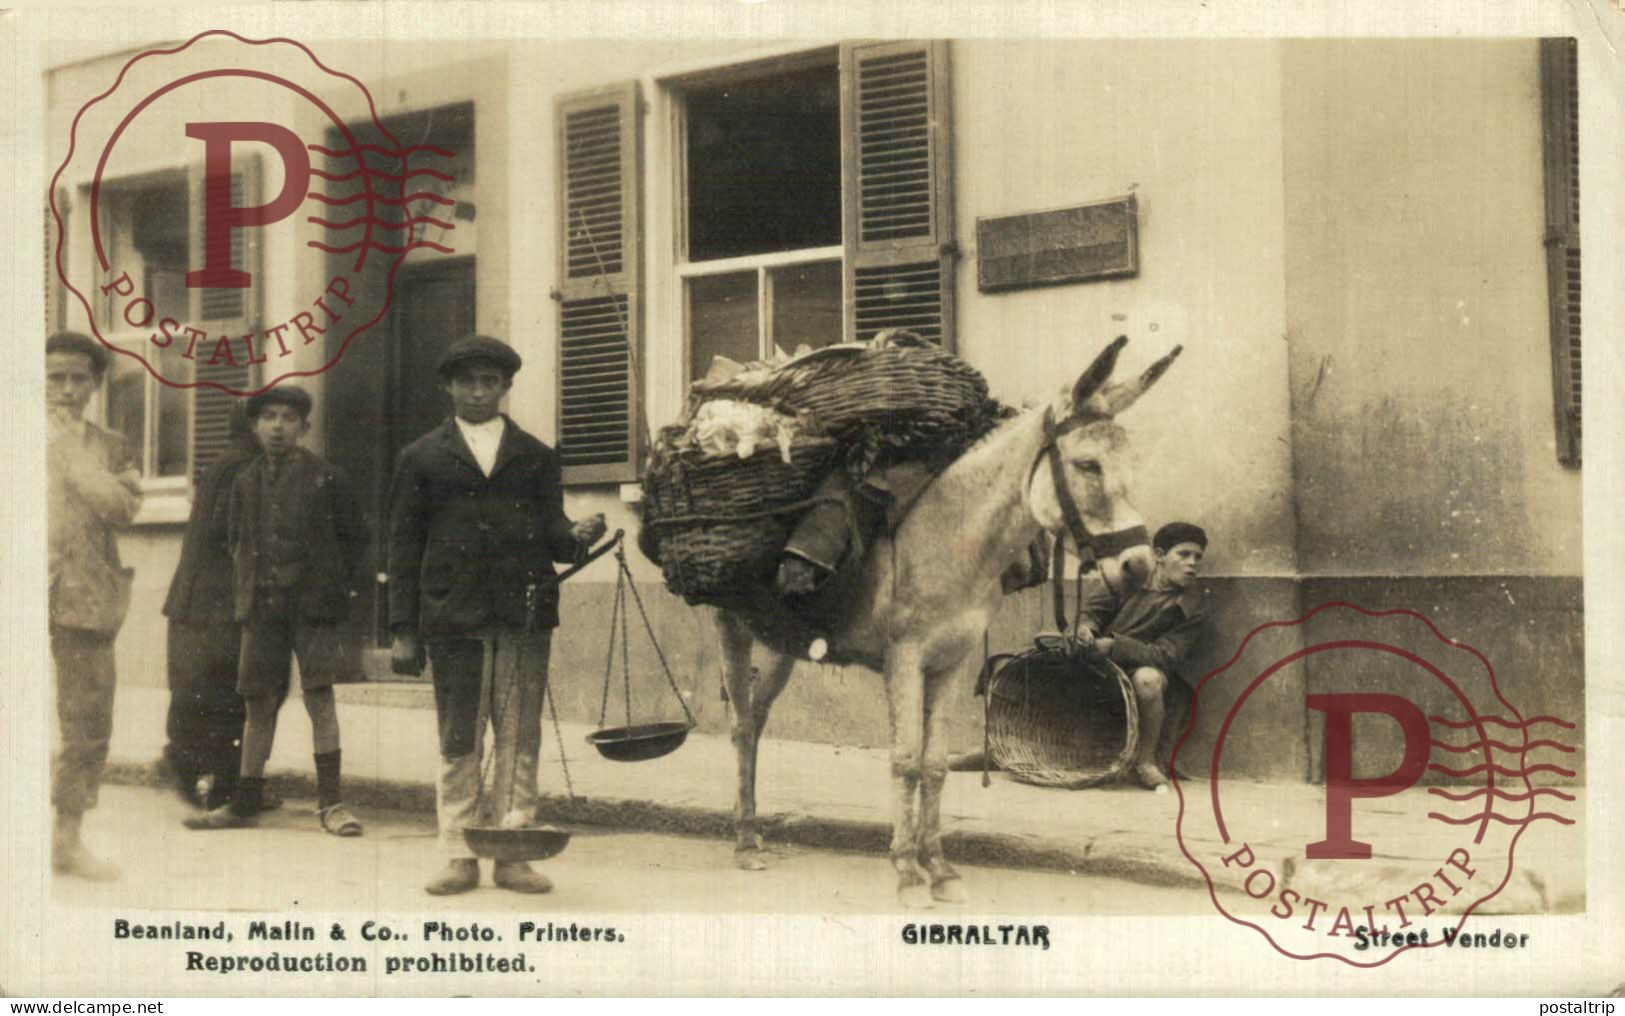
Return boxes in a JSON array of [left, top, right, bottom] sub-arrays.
[[187, 384, 371, 835], [387, 335, 605, 896], [46, 331, 142, 879], [1074, 521, 1211, 790]]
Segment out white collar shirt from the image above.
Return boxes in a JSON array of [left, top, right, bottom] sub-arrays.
[[454, 415, 506, 477]]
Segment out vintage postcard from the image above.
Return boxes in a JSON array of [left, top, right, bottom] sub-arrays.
[[3, 0, 1622, 998]]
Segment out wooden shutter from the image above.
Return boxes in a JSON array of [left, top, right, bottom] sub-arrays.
[[1540, 37, 1580, 467], [840, 40, 955, 347], [554, 81, 643, 484], [188, 158, 261, 482]]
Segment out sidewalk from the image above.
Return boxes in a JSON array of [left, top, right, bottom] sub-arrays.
[[102, 684, 1584, 913]]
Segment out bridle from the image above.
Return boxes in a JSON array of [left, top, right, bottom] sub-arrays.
[[1029, 406, 1149, 606]]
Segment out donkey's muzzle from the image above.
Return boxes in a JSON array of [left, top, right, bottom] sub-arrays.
[[1108, 543, 1156, 591]]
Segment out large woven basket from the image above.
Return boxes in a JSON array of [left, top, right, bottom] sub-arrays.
[[985, 644, 1140, 789], [689, 342, 990, 446], [641, 435, 838, 604]]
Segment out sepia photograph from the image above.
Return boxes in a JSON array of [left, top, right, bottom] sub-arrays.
[[5, 0, 1623, 998]]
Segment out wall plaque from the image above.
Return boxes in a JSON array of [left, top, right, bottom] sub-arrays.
[[976, 194, 1139, 293]]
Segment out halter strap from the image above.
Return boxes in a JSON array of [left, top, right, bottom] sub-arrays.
[[1033, 407, 1152, 606]]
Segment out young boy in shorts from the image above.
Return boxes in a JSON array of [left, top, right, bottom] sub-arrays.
[[186, 385, 371, 835]]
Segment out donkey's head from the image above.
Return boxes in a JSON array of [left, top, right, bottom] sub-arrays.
[[1025, 336, 1183, 591]]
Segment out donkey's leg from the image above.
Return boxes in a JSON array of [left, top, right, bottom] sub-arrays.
[[716, 611, 789, 870], [884, 645, 932, 908], [917, 668, 966, 903], [737, 650, 794, 867]]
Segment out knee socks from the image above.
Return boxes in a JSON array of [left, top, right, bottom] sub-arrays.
[[315, 750, 342, 810]]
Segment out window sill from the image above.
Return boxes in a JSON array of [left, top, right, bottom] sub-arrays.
[[130, 493, 192, 527]]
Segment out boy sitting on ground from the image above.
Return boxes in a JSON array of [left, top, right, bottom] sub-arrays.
[[186, 385, 371, 835]]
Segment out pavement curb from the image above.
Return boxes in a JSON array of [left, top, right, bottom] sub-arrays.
[[102, 760, 1210, 890]]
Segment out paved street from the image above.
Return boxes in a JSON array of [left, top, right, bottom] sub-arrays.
[[55, 785, 1210, 916]]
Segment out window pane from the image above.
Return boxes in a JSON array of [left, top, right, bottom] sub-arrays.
[[155, 344, 191, 478], [685, 64, 841, 262], [105, 357, 146, 477], [688, 271, 759, 379], [769, 260, 842, 358], [98, 177, 189, 328]]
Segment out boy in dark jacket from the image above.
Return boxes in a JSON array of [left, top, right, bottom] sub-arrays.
[[186, 385, 370, 834], [1075, 521, 1210, 790], [387, 335, 604, 896]]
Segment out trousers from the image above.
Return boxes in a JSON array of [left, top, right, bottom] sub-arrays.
[[51, 626, 117, 815], [427, 629, 553, 859]]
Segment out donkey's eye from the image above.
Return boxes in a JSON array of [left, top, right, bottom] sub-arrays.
[[1075, 460, 1102, 475]]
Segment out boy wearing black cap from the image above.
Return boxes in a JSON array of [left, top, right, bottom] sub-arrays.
[[186, 384, 371, 835], [46, 331, 142, 879], [1075, 521, 1211, 790], [387, 335, 605, 896]]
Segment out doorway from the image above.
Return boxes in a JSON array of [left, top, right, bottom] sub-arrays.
[[324, 256, 476, 658]]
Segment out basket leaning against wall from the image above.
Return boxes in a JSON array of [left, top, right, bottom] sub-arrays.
[[983, 641, 1141, 789]]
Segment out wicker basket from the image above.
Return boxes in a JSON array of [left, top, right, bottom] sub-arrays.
[[642, 435, 838, 604], [985, 644, 1140, 789], [690, 342, 990, 445]]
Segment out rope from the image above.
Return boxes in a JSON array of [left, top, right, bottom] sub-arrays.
[[545, 670, 575, 799], [620, 561, 633, 734], [619, 544, 696, 725], [597, 577, 622, 728]]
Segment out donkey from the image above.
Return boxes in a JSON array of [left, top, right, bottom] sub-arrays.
[[715, 336, 1183, 907]]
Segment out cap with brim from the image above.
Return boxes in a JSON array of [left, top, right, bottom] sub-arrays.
[[437, 335, 522, 378], [46, 331, 110, 375], [1153, 521, 1208, 553], [246, 385, 314, 419]]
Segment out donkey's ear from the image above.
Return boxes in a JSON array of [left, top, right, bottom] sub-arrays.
[[1070, 335, 1129, 416], [1098, 345, 1184, 417]]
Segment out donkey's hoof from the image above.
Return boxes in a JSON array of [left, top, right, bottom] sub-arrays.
[[931, 877, 969, 904], [898, 881, 935, 909], [735, 849, 769, 871]]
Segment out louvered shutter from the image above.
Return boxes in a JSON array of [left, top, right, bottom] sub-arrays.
[[840, 40, 955, 347], [188, 157, 261, 482], [1540, 38, 1580, 468], [554, 81, 643, 484]]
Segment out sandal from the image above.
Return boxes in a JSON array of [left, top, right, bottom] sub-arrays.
[[318, 803, 363, 837]]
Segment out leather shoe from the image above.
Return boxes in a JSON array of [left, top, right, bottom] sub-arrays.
[[184, 805, 256, 830], [492, 861, 554, 894], [425, 859, 480, 896]]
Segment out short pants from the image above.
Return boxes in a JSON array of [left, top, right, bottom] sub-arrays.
[[237, 587, 357, 696]]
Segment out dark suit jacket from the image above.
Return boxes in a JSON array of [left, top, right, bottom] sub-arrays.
[[163, 435, 261, 625], [227, 446, 371, 623], [1079, 574, 1209, 683], [386, 416, 585, 636]]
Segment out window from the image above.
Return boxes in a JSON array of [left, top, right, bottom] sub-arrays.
[[680, 62, 844, 379], [1540, 37, 1580, 467], [552, 41, 955, 484], [70, 161, 261, 496], [91, 174, 194, 489]]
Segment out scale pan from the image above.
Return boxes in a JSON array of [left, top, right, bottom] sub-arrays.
[[462, 826, 572, 862], [586, 721, 695, 762]]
